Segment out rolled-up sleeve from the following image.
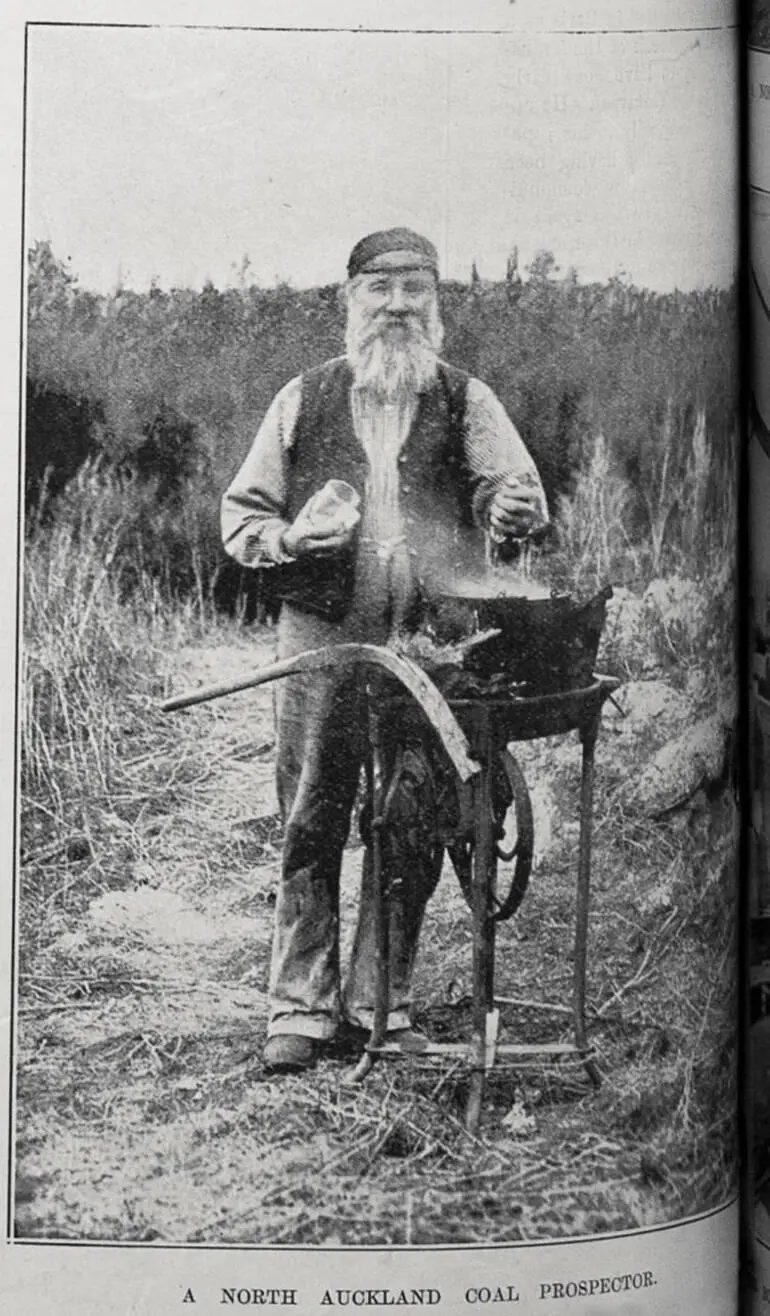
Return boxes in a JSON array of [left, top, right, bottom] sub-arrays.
[[464, 377, 548, 529], [221, 376, 302, 567]]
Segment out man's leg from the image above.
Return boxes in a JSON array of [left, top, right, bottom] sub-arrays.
[[268, 619, 365, 1047]]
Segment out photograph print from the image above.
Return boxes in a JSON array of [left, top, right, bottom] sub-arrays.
[[16, 8, 740, 1247]]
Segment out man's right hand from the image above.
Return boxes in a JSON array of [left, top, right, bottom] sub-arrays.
[[281, 492, 360, 559]]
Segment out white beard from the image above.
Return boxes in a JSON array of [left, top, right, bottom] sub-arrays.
[[345, 297, 445, 400]]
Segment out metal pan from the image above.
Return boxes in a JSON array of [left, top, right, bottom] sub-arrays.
[[427, 582, 613, 691]]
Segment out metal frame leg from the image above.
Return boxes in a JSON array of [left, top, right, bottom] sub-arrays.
[[467, 710, 497, 1133], [350, 698, 390, 1083], [351, 698, 604, 1110], [370, 702, 390, 1052], [574, 716, 601, 1088]]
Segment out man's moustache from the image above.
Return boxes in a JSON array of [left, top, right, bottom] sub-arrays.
[[378, 312, 420, 326], [360, 317, 425, 343]]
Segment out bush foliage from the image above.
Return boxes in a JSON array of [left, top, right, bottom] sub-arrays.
[[26, 240, 738, 606], [19, 249, 738, 1241]]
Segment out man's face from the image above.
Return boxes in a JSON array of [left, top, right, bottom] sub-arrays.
[[344, 266, 443, 396], [353, 268, 438, 337]]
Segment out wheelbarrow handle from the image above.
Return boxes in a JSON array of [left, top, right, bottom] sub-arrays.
[[160, 651, 317, 711], [160, 641, 481, 785]]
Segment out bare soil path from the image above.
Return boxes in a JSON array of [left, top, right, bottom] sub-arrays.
[[14, 627, 737, 1244]]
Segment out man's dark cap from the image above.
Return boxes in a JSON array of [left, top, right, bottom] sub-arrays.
[[347, 228, 439, 279]]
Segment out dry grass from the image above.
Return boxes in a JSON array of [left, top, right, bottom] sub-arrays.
[[14, 477, 739, 1245], [550, 411, 737, 600], [14, 780, 738, 1243], [552, 432, 640, 593]]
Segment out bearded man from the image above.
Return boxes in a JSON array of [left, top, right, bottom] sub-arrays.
[[221, 227, 547, 1072]]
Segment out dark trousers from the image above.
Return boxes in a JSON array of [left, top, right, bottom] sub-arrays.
[[267, 603, 443, 1039]]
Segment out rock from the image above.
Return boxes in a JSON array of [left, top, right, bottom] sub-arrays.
[[623, 714, 729, 816], [599, 574, 730, 677], [603, 679, 695, 734], [600, 680, 698, 788]]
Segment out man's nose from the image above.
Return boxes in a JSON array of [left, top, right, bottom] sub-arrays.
[[386, 284, 407, 312]]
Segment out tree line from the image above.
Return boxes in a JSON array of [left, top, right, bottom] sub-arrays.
[[25, 241, 738, 610]]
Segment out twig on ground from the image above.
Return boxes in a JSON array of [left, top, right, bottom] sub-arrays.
[[494, 995, 572, 1016]]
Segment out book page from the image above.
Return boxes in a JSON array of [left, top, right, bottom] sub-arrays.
[[749, 3, 770, 1312], [0, 2, 741, 1313]]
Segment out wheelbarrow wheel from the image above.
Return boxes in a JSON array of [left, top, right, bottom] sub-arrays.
[[448, 748, 534, 923], [494, 749, 534, 921]]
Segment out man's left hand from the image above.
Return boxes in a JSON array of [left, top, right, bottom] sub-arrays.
[[489, 480, 547, 539]]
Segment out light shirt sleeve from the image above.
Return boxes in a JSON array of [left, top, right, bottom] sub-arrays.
[[220, 376, 302, 567], [464, 376, 549, 529]]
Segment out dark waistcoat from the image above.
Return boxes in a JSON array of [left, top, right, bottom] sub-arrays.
[[271, 355, 485, 622]]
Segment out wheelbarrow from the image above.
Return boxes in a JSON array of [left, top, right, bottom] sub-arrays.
[[161, 641, 619, 1133]]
